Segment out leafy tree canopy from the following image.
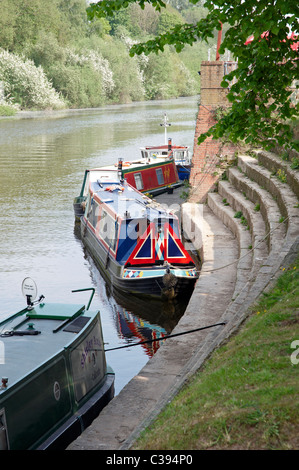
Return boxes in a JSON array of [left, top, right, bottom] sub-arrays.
[[87, 0, 299, 151]]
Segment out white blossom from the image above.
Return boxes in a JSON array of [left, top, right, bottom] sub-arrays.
[[65, 48, 115, 96], [0, 49, 65, 109]]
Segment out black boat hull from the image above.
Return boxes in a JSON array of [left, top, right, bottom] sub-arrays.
[[80, 218, 197, 300], [37, 374, 115, 450]]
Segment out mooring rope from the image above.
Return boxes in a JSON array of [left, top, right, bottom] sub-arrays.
[[104, 322, 226, 351], [194, 214, 290, 274]]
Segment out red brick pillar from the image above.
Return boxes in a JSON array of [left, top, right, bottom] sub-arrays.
[[189, 61, 238, 203]]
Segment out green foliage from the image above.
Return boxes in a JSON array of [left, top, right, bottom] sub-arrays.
[[48, 63, 105, 109], [156, 7, 184, 36], [0, 0, 17, 50], [0, 0, 204, 109], [0, 105, 17, 116], [95, 37, 145, 103], [141, 46, 196, 100], [90, 0, 299, 152], [276, 169, 287, 183], [290, 157, 299, 170]]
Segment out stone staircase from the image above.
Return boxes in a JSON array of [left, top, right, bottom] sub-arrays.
[[204, 149, 299, 340]]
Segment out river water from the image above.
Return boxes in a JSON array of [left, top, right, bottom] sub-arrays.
[[0, 96, 199, 395]]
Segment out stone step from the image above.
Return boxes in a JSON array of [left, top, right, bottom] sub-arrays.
[[218, 180, 269, 269], [255, 149, 299, 200], [238, 154, 299, 240], [207, 192, 253, 298], [228, 166, 286, 253], [180, 202, 239, 328]]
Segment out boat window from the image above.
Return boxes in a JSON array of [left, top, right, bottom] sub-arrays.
[[0, 409, 8, 450], [156, 168, 164, 185], [134, 173, 144, 190], [88, 198, 99, 228], [98, 209, 118, 251], [126, 218, 148, 241]]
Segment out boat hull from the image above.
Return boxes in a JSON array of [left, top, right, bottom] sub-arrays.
[[80, 217, 197, 300], [177, 164, 191, 181], [37, 374, 114, 450], [0, 303, 115, 450]]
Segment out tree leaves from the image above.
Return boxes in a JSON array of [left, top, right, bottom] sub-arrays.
[[89, 0, 299, 151]]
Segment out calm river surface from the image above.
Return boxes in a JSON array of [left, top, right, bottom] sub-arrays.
[[0, 96, 199, 394]]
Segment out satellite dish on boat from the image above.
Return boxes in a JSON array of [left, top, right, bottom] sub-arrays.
[[22, 277, 38, 308]]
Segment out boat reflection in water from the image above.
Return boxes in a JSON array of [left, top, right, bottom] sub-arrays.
[[107, 288, 190, 357]]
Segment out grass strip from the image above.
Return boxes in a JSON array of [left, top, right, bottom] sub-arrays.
[[134, 257, 299, 450]]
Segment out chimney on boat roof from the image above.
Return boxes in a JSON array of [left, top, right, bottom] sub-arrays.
[[118, 158, 124, 182]]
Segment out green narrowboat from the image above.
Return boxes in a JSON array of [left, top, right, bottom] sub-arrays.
[[0, 278, 114, 450]]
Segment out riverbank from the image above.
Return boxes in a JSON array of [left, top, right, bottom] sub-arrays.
[[0, 95, 199, 122], [134, 255, 299, 450], [68, 147, 299, 451]]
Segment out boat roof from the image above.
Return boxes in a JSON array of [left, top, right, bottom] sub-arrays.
[[0, 302, 98, 390], [89, 152, 174, 176], [88, 170, 178, 223], [140, 144, 189, 151]]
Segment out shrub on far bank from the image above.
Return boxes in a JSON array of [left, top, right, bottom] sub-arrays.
[[0, 104, 17, 116], [0, 48, 65, 110]]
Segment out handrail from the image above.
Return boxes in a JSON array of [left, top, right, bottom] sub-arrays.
[[71, 288, 95, 310]]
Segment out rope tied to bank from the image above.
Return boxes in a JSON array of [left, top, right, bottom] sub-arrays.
[[193, 214, 290, 274]]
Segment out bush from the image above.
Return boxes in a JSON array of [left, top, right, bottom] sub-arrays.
[[28, 34, 114, 107], [66, 48, 115, 100], [47, 63, 105, 109], [0, 105, 16, 116], [96, 37, 145, 103], [143, 48, 182, 100], [0, 48, 65, 109]]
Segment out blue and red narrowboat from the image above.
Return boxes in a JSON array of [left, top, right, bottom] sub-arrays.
[[75, 167, 198, 300]]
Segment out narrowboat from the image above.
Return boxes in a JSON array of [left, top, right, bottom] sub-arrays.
[[140, 138, 192, 182], [76, 167, 198, 300], [139, 113, 192, 181], [0, 278, 114, 450], [74, 153, 181, 220]]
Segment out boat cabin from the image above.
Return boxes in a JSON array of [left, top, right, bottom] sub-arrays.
[[83, 176, 194, 269]]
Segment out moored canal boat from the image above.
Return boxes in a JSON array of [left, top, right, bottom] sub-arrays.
[[140, 139, 192, 182], [139, 113, 192, 181], [0, 278, 114, 450], [76, 168, 198, 300], [74, 153, 181, 221]]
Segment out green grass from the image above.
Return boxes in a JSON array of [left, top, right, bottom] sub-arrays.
[[134, 257, 299, 450], [0, 105, 16, 116]]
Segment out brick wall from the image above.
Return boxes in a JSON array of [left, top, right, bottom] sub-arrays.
[[190, 61, 237, 203]]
